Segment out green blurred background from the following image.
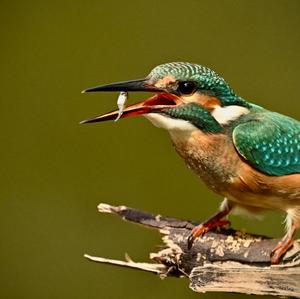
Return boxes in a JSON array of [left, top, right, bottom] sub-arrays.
[[1, 0, 299, 298]]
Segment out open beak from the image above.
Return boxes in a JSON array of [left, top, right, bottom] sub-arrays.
[[81, 78, 181, 124]]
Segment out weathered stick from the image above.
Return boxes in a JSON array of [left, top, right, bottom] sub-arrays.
[[85, 203, 300, 298]]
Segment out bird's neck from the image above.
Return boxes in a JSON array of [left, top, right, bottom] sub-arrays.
[[221, 94, 250, 107], [205, 79, 251, 108], [145, 93, 255, 142]]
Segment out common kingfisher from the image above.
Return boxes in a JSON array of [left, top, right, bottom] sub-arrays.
[[82, 62, 300, 264]]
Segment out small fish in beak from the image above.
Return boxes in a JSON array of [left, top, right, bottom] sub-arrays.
[[114, 91, 128, 122], [80, 78, 180, 124]]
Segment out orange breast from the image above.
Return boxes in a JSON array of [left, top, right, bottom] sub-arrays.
[[171, 130, 300, 212]]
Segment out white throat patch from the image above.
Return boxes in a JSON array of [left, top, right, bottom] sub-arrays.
[[144, 113, 197, 132], [211, 105, 249, 125], [144, 113, 197, 140]]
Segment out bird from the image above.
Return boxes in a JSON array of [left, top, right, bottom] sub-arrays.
[[81, 62, 300, 264]]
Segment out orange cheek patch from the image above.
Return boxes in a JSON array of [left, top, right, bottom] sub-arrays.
[[181, 94, 221, 110]]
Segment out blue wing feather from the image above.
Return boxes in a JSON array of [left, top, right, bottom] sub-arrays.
[[233, 112, 300, 176]]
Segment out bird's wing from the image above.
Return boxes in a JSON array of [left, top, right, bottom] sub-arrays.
[[233, 112, 300, 176]]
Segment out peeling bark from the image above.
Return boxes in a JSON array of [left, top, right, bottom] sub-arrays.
[[85, 203, 300, 298]]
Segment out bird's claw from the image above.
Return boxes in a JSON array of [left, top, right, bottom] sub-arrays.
[[187, 220, 230, 249], [270, 238, 294, 264]]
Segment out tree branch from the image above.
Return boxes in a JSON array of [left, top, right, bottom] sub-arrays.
[[85, 203, 300, 298]]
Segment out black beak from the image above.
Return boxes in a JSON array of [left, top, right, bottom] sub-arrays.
[[82, 78, 160, 93]]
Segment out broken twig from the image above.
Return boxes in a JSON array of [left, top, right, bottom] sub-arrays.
[[85, 203, 300, 298]]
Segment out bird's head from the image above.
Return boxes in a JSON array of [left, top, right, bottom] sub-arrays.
[[82, 62, 250, 133]]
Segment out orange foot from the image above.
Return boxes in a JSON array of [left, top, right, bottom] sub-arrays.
[[187, 219, 230, 249], [270, 237, 294, 264]]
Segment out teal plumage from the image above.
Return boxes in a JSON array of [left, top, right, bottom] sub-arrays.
[[233, 111, 300, 176]]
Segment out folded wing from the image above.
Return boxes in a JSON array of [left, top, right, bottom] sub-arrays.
[[233, 112, 300, 176]]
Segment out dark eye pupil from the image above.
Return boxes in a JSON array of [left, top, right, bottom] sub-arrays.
[[178, 81, 196, 95]]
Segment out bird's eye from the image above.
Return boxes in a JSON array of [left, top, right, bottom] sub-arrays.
[[177, 81, 197, 95]]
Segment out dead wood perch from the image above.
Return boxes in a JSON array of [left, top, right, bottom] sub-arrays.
[[84, 203, 300, 298]]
